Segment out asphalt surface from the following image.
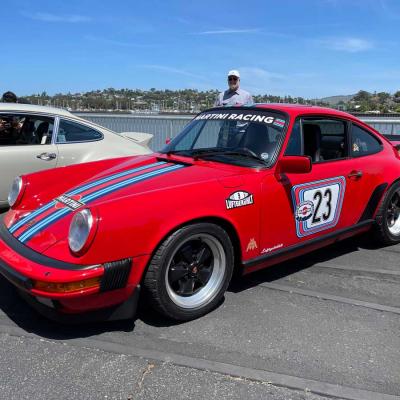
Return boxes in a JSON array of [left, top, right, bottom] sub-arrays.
[[0, 210, 399, 399]]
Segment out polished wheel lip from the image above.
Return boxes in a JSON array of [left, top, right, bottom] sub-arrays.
[[165, 233, 226, 309], [387, 190, 400, 236]]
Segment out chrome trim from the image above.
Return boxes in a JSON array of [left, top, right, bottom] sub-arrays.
[[52, 116, 60, 145]]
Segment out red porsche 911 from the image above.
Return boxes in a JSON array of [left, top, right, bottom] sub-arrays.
[[1, 104, 399, 322]]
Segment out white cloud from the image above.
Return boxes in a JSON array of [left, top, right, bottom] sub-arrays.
[[194, 28, 261, 35], [318, 37, 374, 52], [235, 67, 286, 95], [23, 12, 92, 23], [84, 35, 155, 48], [139, 65, 209, 82]]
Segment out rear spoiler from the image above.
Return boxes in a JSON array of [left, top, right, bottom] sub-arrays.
[[119, 132, 153, 148]]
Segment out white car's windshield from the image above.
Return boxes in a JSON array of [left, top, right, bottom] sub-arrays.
[[161, 109, 288, 167]]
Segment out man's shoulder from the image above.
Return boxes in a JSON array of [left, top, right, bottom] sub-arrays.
[[237, 88, 251, 96]]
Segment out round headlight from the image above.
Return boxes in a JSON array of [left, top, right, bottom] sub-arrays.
[[68, 209, 94, 254], [8, 176, 24, 208]]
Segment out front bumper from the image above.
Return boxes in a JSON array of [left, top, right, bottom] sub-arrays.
[[0, 217, 140, 322], [18, 285, 140, 324]]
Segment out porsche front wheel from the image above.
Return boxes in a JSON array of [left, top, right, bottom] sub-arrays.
[[143, 223, 234, 321]]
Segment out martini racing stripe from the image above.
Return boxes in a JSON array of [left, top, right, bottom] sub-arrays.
[[18, 163, 185, 243], [12, 161, 170, 239], [9, 161, 166, 234], [67, 161, 167, 197]]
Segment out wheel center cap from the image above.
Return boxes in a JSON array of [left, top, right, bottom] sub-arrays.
[[192, 266, 198, 274]]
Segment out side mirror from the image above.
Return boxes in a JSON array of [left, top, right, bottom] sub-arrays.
[[275, 156, 312, 178]]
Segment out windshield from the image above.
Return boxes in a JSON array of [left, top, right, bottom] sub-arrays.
[[161, 109, 288, 167]]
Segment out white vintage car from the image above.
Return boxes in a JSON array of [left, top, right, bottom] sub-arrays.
[[0, 103, 153, 207]]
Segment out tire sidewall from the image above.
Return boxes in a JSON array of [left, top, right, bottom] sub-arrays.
[[378, 181, 400, 243], [154, 223, 234, 320]]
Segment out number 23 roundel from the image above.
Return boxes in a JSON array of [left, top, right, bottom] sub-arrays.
[[291, 176, 346, 238]]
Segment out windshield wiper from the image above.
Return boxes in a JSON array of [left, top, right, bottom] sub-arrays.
[[193, 149, 267, 164], [165, 148, 224, 156]]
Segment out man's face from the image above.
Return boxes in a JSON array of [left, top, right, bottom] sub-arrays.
[[228, 75, 239, 91]]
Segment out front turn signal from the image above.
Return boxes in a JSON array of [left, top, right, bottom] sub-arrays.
[[32, 277, 101, 293]]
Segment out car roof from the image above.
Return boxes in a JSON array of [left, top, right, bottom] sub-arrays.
[[0, 102, 74, 118], [252, 103, 354, 119]]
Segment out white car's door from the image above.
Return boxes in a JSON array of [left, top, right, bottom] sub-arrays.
[[0, 113, 58, 204]]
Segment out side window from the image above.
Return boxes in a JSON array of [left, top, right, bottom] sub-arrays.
[[57, 120, 103, 143], [284, 120, 302, 156], [302, 118, 347, 163], [351, 124, 382, 157], [0, 114, 53, 146]]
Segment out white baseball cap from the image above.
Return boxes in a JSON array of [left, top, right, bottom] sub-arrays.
[[227, 70, 240, 78]]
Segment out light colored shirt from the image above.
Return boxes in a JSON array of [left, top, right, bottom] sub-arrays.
[[214, 88, 253, 107]]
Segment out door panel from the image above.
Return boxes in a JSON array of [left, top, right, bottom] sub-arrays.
[[0, 113, 57, 204], [259, 116, 382, 256], [260, 159, 365, 254]]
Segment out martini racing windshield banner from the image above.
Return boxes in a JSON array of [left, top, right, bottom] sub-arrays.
[[194, 110, 287, 129]]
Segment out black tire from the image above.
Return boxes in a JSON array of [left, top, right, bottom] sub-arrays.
[[374, 181, 400, 245], [143, 223, 234, 321]]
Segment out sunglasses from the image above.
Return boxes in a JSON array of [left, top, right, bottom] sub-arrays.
[[228, 77, 238, 81]]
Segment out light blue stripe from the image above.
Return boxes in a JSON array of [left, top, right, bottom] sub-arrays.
[[10, 161, 165, 234], [83, 164, 183, 203], [18, 163, 185, 243], [9, 201, 56, 233], [19, 208, 71, 242], [68, 161, 166, 196]]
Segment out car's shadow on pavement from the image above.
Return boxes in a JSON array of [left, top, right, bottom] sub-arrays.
[[0, 277, 138, 339], [228, 233, 399, 293], [0, 233, 398, 336]]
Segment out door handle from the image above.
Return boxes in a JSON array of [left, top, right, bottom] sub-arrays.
[[37, 152, 57, 161], [348, 170, 363, 179]]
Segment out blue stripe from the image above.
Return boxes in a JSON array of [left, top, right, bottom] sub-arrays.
[[18, 163, 185, 243], [68, 161, 166, 196], [19, 208, 71, 243], [82, 164, 183, 203], [9, 201, 56, 234], [9, 161, 166, 234]]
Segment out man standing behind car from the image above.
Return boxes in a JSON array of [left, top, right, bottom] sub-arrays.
[[214, 70, 253, 107]]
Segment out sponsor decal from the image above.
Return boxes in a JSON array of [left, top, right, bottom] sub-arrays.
[[291, 176, 346, 238], [25, 219, 37, 228], [261, 243, 283, 254], [246, 238, 258, 252], [272, 118, 285, 129], [295, 200, 314, 222], [226, 191, 254, 210], [55, 195, 84, 210], [195, 113, 276, 125]]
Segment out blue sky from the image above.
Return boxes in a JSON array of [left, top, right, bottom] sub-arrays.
[[2, 0, 399, 98]]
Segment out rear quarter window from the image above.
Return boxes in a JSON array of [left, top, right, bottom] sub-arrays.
[[351, 124, 382, 157]]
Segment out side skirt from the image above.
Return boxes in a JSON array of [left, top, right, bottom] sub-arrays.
[[242, 220, 374, 274]]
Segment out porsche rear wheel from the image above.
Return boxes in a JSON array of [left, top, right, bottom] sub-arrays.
[[143, 223, 234, 321], [375, 181, 400, 244]]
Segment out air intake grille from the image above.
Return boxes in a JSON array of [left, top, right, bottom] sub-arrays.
[[100, 258, 132, 292]]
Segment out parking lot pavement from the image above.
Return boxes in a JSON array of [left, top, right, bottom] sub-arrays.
[[0, 208, 399, 399], [0, 333, 337, 400]]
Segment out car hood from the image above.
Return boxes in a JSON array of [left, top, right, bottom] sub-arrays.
[[5, 154, 248, 254]]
